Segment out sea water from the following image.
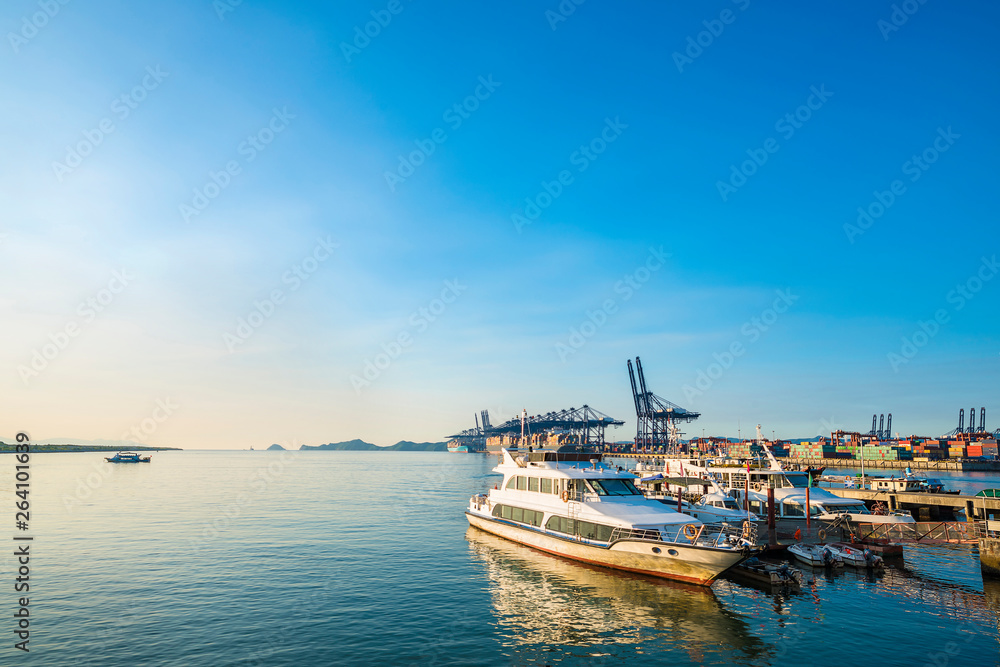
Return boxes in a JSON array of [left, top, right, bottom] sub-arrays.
[[1, 451, 998, 666]]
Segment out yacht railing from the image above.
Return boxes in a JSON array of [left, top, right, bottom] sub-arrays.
[[608, 527, 662, 542], [609, 521, 757, 549]]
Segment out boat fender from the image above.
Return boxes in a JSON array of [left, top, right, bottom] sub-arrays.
[[562, 490, 569, 503], [683, 524, 698, 541], [741, 522, 752, 540], [817, 528, 827, 542]]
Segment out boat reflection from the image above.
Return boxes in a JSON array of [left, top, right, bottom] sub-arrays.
[[466, 526, 771, 664]]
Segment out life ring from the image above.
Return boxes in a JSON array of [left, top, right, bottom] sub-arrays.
[[683, 524, 698, 540], [817, 528, 827, 542], [562, 490, 569, 503], [752, 482, 761, 492]]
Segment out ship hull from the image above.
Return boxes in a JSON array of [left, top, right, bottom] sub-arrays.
[[465, 512, 746, 586]]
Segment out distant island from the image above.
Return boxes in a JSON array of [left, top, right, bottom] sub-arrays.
[[298, 439, 447, 452], [268, 444, 286, 450], [0, 443, 180, 453]]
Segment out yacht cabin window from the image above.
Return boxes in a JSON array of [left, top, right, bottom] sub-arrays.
[[505, 476, 562, 494], [493, 504, 544, 526], [587, 479, 642, 496]]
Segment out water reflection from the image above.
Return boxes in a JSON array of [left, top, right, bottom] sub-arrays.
[[466, 526, 771, 665]]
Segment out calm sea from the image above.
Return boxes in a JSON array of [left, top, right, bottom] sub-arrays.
[[2, 451, 998, 666]]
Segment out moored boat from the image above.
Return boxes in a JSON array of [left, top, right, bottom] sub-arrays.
[[466, 447, 758, 586], [826, 542, 884, 569], [729, 557, 804, 590], [788, 543, 843, 568]]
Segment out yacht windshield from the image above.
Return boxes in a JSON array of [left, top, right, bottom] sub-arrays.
[[782, 474, 809, 488], [588, 478, 642, 496]]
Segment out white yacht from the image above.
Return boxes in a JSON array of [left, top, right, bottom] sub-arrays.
[[466, 448, 757, 586], [656, 451, 915, 526], [637, 471, 760, 524]]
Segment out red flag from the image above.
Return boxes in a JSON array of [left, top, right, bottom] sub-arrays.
[[794, 528, 802, 541]]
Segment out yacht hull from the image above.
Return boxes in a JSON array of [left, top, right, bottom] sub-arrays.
[[465, 512, 747, 586]]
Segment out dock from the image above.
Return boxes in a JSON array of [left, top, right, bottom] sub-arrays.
[[783, 456, 1000, 472], [825, 487, 1000, 521]]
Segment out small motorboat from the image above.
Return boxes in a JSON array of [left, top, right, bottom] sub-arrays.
[[788, 543, 843, 568], [731, 557, 804, 589], [827, 542, 884, 569], [105, 451, 151, 463]]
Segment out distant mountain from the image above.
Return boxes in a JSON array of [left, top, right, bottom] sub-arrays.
[[0, 443, 178, 453], [267, 444, 286, 450], [1, 436, 173, 448], [301, 439, 378, 451], [387, 441, 448, 451], [299, 439, 447, 452]]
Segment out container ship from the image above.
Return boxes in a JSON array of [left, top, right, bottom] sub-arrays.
[[447, 438, 484, 453]]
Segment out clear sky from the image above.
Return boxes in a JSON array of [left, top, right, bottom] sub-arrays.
[[2, 1, 998, 448]]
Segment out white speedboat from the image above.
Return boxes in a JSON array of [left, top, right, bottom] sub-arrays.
[[682, 490, 761, 526], [669, 476, 761, 525], [826, 542, 884, 569], [466, 448, 758, 586], [788, 543, 843, 568]]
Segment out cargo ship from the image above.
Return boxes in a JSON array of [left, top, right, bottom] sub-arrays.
[[447, 439, 472, 453], [447, 435, 486, 453]]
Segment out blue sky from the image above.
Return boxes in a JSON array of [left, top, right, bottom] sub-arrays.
[[2, 0, 997, 448]]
